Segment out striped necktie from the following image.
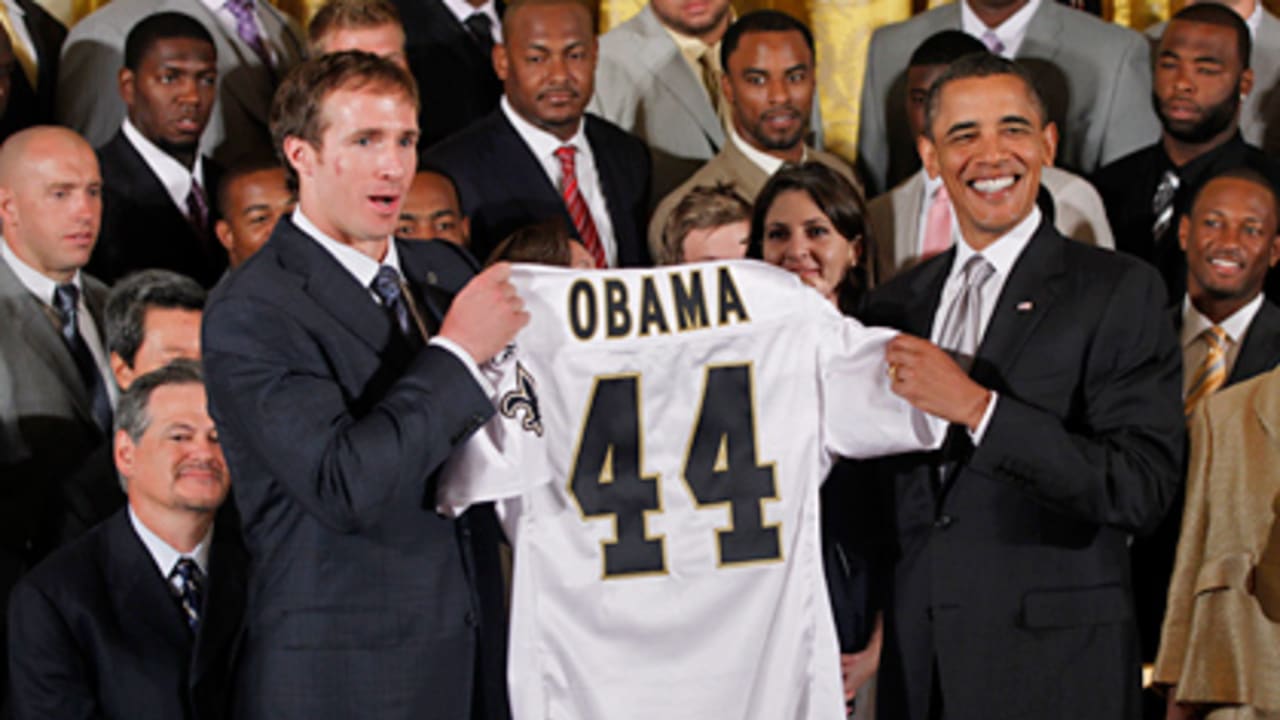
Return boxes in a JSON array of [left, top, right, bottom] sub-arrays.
[[554, 145, 607, 268], [1185, 325, 1228, 416]]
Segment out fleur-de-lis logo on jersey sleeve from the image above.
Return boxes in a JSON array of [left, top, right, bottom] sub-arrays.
[[500, 362, 543, 437]]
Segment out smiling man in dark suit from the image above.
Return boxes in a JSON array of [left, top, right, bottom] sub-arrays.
[[90, 13, 226, 289], [862, 54, 1183, 720], [201, 51, 526, 720], [424, 0, 651, 267], [7, 359, 245, 720]]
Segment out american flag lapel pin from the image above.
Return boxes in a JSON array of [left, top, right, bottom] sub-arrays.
[[1016, 300, 1034, 312]]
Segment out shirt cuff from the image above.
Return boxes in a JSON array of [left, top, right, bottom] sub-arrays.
[[428, 336, 494, 395], [968, 391, 998, 444]]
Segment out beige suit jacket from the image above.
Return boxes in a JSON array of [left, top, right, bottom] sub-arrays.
[[867, 166, 1115, 283], [647, 138, 855, 263], [1154, 366, 1280, 709]]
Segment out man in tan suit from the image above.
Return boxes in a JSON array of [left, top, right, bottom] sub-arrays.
[[1155, 359, 1280, 714], [866, 31, 1113, 284], [647, 10, 853, 261]]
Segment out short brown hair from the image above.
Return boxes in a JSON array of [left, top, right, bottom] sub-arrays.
[[269, 50, 418, 188], [307, 0, 403, 55], [485, 220, 578, 267], [660, 183, 752, 265]]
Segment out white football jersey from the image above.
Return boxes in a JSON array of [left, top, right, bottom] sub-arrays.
[[440, 260, 941, 720]]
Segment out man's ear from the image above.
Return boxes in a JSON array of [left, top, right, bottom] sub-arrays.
[[918, 134, 940, 180], [282, 136, 315, 182], [1178, 214, 1191, 253], [110, 352, 134, 391], [118, 67, 135, 106], [1041, 120, 1059, 168], [493, 44, 509, 82], [114, 428, 136, 482], [215, 219, 234, 253]]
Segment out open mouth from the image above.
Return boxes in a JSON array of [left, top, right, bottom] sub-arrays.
[[369, 195, 401, 214], [969, 175, 1018, 195], [1207, 255, 1245, 276]]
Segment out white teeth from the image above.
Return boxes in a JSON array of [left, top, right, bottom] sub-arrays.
[[972, 176, 1015, 193], [1210, 258, 1242, 269]]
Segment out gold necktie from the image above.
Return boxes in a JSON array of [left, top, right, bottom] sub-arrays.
[[1185, 325, 1228, 416], [698, 47, 721, 118], [0, 3, 37, 90]]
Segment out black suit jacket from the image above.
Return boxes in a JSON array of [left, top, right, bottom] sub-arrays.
[[200, 218, 509, 720], [393, 0, 503, 150], [6, 508, 246, 720], [859, 221, 1184, 720], [0, 0, 65, 141], [89, 130, 226, 288], [424, 109, 652, 267]]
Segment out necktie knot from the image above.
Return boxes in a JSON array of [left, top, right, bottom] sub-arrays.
[[555, 145, 577, 176], [464, 12, 494, 55], [53, 283, 79, 328], [961, 254, 995, 289], [370, 265, 404, 309], [981, 30, 1006, 55], [1185, 324, 1230, 416], [169, 557, 204, 632], [1203, 324, 1228, 352]]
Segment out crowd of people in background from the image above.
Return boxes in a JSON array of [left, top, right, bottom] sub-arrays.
[[0, 0, 1278, 717]]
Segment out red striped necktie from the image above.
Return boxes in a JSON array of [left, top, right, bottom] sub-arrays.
[[554, 145, 607, 268]]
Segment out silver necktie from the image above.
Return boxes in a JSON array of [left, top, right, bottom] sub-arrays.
[[936, 254, 995, 372]]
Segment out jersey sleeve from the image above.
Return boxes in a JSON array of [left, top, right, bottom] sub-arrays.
[[436, 347, 551, 517], [817, 307, 946, 459]]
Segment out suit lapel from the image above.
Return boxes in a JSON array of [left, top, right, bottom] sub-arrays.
[[634, 6, 723, 149], [902, 247, 953, 339], [104, 511, 191, 656], [0, 260, 95, 425], [273, 218, 401, 354], [1254, 369, 1280, 455], [720, 140, 770, 199], [1231, 300, 1280, 384], [488, 111, 576, 232], [895, 173, 926, 277], [191, 530, 246, 688], [971, 221, 1066, 388]]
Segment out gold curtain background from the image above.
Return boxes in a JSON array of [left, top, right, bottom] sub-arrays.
[[41, 0, 1280, 161]]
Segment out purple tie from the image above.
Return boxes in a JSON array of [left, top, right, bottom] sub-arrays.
[[187, 178, 208, 232], [981, 30, 1006, 55], [224, 0, 272, 68]]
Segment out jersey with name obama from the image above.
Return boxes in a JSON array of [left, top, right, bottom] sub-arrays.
[[440, 260, 939, 720]]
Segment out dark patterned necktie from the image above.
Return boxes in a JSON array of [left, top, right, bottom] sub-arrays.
[[169, 557, 204, 632], [464, 12, 495, 60], [52, 283, 113, 433], [371, 265, 418, 341]]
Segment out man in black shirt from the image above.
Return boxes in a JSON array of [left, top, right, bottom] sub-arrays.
[[1092, 2, 1280, 303]]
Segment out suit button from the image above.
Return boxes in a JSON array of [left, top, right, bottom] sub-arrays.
[[934, 515, 954, 529]]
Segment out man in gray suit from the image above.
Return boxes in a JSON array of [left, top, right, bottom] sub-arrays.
[[0, 126, 116, 711], [867, 31, 1114, 283], [647, 10, 852, 259], [856, 0, 1159, 196], [1146, 0, 1280, 156], [590, 0, 731, 202], [57, 0, 304, 167]]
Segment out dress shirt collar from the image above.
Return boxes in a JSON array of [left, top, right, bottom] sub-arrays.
[[1181, 292, 1264, 349], [121, 119, 205, 213], [441, 0, 503, 42], [129, 505, 213, 578], [291, 207, 402, 293], [501, 95, 588, 163], [1159, 131, 1253, 185], [922, 170, 945, 200], [960, 0, 1041, 58], [1, 238, 83, 303], [1246, 2, 1262, 39], [950, 205, 1041, 283], [727, 123, 809, 177]]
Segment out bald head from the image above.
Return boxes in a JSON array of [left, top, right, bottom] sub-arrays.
[[0, 127, 103, 283]]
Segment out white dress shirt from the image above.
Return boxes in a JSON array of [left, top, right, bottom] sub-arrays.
[[960, 0, 1041, 58], [200, 0, 279, 65], [130, 505, 213, 579], [121, 119, 206, 217], [1246, 1, 1262, 39], [1179, 292, 1264, 397], [1, 240, 117, 406], [290, 208, 491, 391], [930, 206, 1043, 440], [500, 96, 618, 267], [441, 0, 503, 44], [728, 123, 811, 177]]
